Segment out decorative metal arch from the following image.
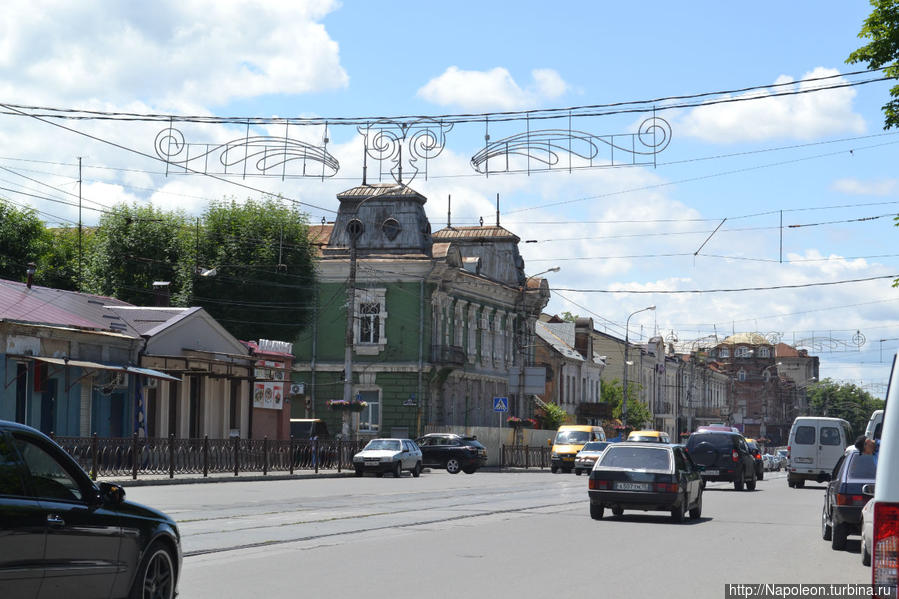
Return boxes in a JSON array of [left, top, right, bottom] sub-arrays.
[[358, 119, 453, 185], [154, 124, 339, 180], [470, 116, 671, 175]]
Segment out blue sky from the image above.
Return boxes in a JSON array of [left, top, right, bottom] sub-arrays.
[[0, 1, 897, 392]]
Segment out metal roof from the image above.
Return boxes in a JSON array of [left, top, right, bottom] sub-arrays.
[[432, 225, 520, 242], [0, 278, 132, 332]]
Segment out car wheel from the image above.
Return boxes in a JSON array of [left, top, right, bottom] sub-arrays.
[[446, 458, 462, 474], [758, 469, 764, 481], [590, 502, 604, 520], [788, 480, 795, 488], [551, 465, 559, 474], [394, 461, 402, 478], [862, 535, 871, 566], [821, 507, 832, 541], [412, 462, 422, 478], [376, 472, 384, 478], [575, 469, 582, 476], [733, 475, 744, 491], [462, 466, 477, 474], [689, 491, 703, 520], [671, 498, 686, 523], [746, 470, 757, 491], [612, 505, 623, 517], [700, 479, 706, 490], [129, 541, 176, 599], [831, 521, 848, 550], [795, 480, 805, 489], [354, 468, 364, 477]]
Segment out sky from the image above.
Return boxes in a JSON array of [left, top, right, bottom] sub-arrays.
[[1, 1, 897, 394]]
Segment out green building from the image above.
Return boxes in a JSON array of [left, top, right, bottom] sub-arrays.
[[292, 183, 550, 438]]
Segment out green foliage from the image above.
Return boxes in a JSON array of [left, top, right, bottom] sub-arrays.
[[0, 200, 46, 281], [540, 401, 569, 430], [191, 196, 315, 341], [847, 0, 899, 130], [807, 378, 885, 438], [83, 204, 190, 304], [36, 227, 92, 291], [559, 311, 579, 322], [602, 378, 652, 429]]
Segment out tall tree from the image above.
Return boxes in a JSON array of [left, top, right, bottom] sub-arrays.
[[847, 0, 899, 130], [601, 378, 652, 430], [0, 199, 47, 282], [807, 378, 885, 438], [83, 204, 191, 304], [191, 196, 315, 342], [36, 227, 92, 291]]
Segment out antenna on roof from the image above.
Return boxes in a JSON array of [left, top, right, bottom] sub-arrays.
[[496, 193, 500, 227]]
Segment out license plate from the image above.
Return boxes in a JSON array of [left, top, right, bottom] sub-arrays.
[[703, 469, 719, 476], [614, 481, 650, 491], [795, 457, 812, 464]]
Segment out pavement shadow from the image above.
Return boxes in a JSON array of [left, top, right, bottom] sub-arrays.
[[604, 513, 712, 526]]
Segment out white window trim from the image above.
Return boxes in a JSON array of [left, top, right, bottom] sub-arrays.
[[353, 288, 387, 356], [356, 387, 381, 433]]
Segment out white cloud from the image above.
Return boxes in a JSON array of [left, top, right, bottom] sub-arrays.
[[417, 67, 570, 111], [678, 67, 865, 142], [0, 0, 347, 108], [832, 177, 898, 196]]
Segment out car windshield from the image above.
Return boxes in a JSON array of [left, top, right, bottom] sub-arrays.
[[848, 453, 877, 480], [599, 446, 671, 471], [554, 431, 590, 444], [629, 435, 662, 442], [364, 439, 401, 452], [581, 442, 609, 452]]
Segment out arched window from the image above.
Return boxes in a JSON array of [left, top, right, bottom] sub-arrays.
[[738, 369, 747, 382]]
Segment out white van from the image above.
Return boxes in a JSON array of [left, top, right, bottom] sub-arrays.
[[865, 410, 884, 440], [787, 416, 852, 488]]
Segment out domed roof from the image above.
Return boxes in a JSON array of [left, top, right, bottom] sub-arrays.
[[719, 332, 771, 346]]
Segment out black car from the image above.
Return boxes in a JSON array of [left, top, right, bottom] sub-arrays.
[[685, 430, 757, 491], [416, 433, 487, 474], [0, 420, 181, 599], [587, 442, 703, 522], [746, 439, 765, 481], [822, 447, 876, 550]]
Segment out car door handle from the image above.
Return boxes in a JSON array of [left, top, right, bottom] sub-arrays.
[[47, 514, 65, 528]]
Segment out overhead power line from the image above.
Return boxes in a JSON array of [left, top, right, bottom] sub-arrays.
[[551, 273, 898, 294]]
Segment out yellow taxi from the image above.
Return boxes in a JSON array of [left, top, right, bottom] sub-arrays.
[[550, 425, 606, 473], [626, 430, 671, 443]]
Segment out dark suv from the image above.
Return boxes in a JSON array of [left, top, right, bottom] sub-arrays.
[[685, 430, 757, 491], [416, 433, 487, 474]]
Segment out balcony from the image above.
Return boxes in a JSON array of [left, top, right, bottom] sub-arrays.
[[430, 345, 466, 367]]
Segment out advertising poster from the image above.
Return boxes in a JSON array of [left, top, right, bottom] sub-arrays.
[[253, 360, 285, 410]]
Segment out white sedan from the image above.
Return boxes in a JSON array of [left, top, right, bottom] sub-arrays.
[[352, 438, 423, 478]]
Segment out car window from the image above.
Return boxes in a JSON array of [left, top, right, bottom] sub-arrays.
[[687, 433, 736, 451], [832, 455, 846, 480], [794, 426, 816, 445], [848, 453, 877, 480], [820, 427, 841, 446], [364, 439, 401, 452], [0, 434, 28, 497], [599, 446, 671, 471], [13, 435, 84, 501], [555, 430, 590, 445], [673, 449, 688, 471]]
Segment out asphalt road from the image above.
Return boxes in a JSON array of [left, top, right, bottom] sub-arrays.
[[125, 469, 870, 598]]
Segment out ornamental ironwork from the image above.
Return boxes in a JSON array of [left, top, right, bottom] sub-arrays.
[[359, 119, 453, 185], [471, 116, 671, 175], [154, 124, 339, 179]]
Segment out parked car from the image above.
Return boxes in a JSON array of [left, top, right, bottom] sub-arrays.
[[776, 448, 789, 469], [352, 438, 423, 477], [0, 419, 182, 599], [684, 430, 757, 491], [762, 454, 777, 471], [745, 438, 765, 480], [822, 447, 876, 551], [787, 416, 852, 488], [696, 424, 740, 433], [627, 430, 670, 443], [587, 442, 703, 522], [416, 433, 487, 474], [550, 425, 606, 473], [574, 441, 612, 475]]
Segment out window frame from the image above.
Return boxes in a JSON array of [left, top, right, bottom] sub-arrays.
[[353, 288, 387, 355]]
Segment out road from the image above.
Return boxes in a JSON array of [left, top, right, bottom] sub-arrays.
[[125, 469, 869, 598]]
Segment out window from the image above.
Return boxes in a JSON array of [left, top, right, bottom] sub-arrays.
[[758, 346, 771, 358], [794, 425, 816, 445], [0, 434, 27, 497], [719, 347, 730, 358], [735, 346, 751, 358], [820, 427, 841, 446], [14, 435, 83, 501], [738, 369, 747, 382], [359, 303, 380, 343], [358, 390, 380, 433], [354, 289, 387, 354]]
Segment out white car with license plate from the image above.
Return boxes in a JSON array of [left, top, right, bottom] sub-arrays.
[[353, 438, 423, 478]]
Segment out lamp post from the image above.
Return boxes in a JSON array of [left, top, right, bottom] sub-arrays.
[[518, 267, 560, 416], [759, 361, 782, 440], [622, 305, 655, 433]]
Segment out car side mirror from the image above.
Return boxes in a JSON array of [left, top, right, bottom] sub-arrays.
[[99, 482, 126, 505], [862, 483, 875, 496]]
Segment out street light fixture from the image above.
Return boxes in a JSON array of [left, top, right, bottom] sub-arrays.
[[622, 305, 655, 432]]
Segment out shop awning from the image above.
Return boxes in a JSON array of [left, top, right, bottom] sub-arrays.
[[30, 356, 180, 382]]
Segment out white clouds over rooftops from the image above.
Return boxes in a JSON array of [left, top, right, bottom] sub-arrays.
[[417, 66, 570, 111], [0, 0, 347, 108], [677, 67, 865, 143]]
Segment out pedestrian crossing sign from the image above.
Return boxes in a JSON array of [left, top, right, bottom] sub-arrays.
[[493, 397, 509, 412]]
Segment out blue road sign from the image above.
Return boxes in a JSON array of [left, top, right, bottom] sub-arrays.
[[493, 397, 509, 412]]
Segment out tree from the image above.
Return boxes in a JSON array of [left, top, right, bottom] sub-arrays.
[[0, 200, 46, 282], [83, 204, 191, 305], [191, 196, 316, 342], [601, 378, 652, 430], [807, 378, 885, 438], [539, 401, 569, 430], [36, 227, 92, 291], [847, 0, 899, 130], [559, 311, 579, 322]]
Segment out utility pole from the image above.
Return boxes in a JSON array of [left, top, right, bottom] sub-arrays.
[[77, 157, 82, 291]]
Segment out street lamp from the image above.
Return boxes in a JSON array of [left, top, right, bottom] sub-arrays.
[[622, 305, 655, 432], [518, 267, 560, 415]]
